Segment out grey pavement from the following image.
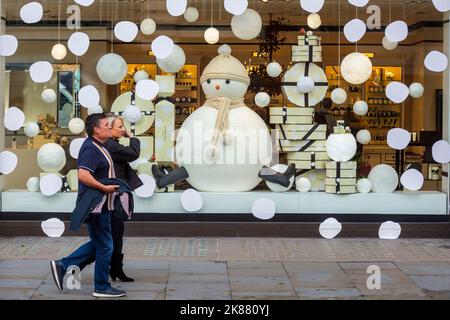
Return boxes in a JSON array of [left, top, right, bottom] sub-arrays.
[[0, 237, 450, 300]]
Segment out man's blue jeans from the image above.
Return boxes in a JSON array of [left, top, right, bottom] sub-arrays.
[[60, 212, 113, 291]]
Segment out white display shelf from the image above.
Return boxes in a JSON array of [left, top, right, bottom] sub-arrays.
[[1, 190, 447, 215]]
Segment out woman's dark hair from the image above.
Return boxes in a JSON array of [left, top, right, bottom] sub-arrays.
[[85, 113, 108, 136], [322, 97, 333, 110]]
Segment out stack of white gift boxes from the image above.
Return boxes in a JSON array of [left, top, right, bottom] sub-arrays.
[[325, 126, 357, 194], [292, 34, 322, 63], [269, 31, 329, 191]]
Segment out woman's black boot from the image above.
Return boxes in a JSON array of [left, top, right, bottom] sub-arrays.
[[110, 254, 134, 282]]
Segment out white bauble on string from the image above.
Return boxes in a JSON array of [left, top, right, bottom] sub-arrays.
[[26, 177, 40, 192], [382, 36, 398, 51], [255, 92, 271, 108], [68, 118, 85, 134], [37, 143, 67, 173], [386, 81, 409, 103], [41, 218, 65, 238], [140, 18, 156, 35], [344, 19, 367, 43], [166, 0, 187, 16], [0, 151, 18, 175], [39, 174, 63, 197], [296, 76, 315, 94], [331, 88, 347, 104], [24, 122, 40, 138], [424, 51, 448, 72], [340, 52, 372, 84], [356, 129, 371, 144], [184, 7, 199, 22], [68, 32, 90, 56], [326, 133, 357, 162], [265, 164, 295, 192], [30, 61, 53, 83], [296, 177, 312, 192], [224, 0, 248, 16], [204, 27, 220, 44], [307, 13, 322, 29], [134, 70, 149, 83], [4, 107, 25, 131], [135, 174, 156, 198], [51, 43, 67, 60], [385, 20, 408, 43], [123, 105, 143, 124], [79, 85, 100, 108], [368, 164, 398, 193], [180, 189, 203, 212], [20, 2, 43, 24], [156, 45, 186, 73], [409, 83, 424, 98], [348, 0, 370, 7], [136, 79, 159, 101], [353, 100, 368, 116], [400, 169, 424, 191], [114, 21, 138, 43], [88, 105, 104, 115], [357, 178, 372, 193], [0, 35, 18, 57], [266, 62, 282, 78], [41, 89, 57, 103], [252, 198, 276, 220], [319, 218, 342, 239], [69, 138, 86, 159], [379, 221, 401, 240], [231, 9, 262, 40], [75, 0, 95, 6], [432, 140, 450, 164], [387, 128, 410, 150], [300, 0, 324, 13], [432, 0, 450, 12], [151, 35, 174, 59], [96, 53, 128, 85]]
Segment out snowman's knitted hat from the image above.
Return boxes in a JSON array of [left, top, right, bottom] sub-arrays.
[[200, 44, 250, 86]]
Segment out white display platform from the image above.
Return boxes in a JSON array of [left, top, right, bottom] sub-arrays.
[[1, 190, 448, 215]]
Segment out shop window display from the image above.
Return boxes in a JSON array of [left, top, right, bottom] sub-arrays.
[[0, 0, 448, 219]]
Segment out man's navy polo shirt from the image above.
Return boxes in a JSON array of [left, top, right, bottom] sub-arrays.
[[77, 136, 112, 198]]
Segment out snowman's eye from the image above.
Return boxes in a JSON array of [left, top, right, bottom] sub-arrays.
[[207, 79, 211, 84], [226, 80, 230, 84]]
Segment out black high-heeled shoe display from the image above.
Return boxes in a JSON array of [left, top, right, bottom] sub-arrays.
[[152, 165, 189, 189], [258, 163, 296, 188]]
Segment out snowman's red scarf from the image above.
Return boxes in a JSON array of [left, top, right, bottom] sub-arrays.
[[205, 97, 246, 158]]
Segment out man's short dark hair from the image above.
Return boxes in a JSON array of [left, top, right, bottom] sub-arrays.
[[322, 97, 333, 110], [85, 113, 108, 136]]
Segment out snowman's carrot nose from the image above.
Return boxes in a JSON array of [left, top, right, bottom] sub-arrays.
[[215, 84, 221, 90]]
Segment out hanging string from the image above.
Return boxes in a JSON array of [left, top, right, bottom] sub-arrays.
[[111, 0, 114, 53], [338, 0, 341, 87], [389, 0, 392, 23], [211, 0, 213, 28], [355, 5, 358, 52], [57, 0, 61, 44]]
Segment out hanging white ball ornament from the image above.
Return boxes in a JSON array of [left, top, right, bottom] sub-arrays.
[[266, 62, 282, 78], [353, 100, 368, 116], [254, 92, 271, 108], [340, 52, 373, 85], [96, 53, 128, 85], [140, 18, 156, 35], [331, 88, 347, 105]]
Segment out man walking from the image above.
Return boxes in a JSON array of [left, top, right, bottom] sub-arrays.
[[50, 113, 126, 298]]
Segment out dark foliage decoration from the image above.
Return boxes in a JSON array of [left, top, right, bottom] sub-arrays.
[[249, 16, 289, 96]]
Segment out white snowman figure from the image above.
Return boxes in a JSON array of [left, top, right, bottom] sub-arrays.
[[175, 45, 272, 192]]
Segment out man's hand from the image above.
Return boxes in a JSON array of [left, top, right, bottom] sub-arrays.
[[102, 185, 119, 193]]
